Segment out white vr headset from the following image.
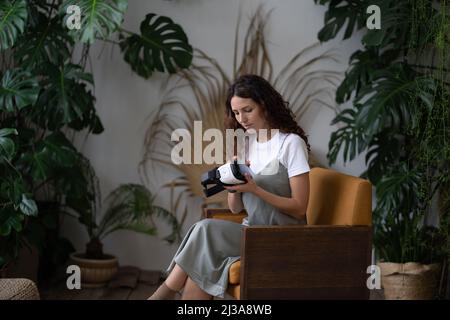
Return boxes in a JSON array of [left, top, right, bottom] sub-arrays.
[[201, 160, 254, 197]]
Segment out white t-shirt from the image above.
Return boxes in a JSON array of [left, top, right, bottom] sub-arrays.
[[246, 131, 310, 177]]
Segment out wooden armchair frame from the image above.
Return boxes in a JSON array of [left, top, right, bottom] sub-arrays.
[[204, 208, 372, 300]]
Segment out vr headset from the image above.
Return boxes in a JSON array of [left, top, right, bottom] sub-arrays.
[[201, 160, 254, 197]]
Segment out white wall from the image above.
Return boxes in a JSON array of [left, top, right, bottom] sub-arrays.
[[61, 0, 367, 271]]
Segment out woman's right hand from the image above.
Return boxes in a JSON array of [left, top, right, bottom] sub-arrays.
[[229, 156, 251, 167], [226, 157, 247, 212]]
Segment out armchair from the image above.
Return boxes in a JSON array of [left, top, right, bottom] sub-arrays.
[[204, 167, 372, 299]]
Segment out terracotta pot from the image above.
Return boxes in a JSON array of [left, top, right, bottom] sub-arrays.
[[378, 262, 441, 300], [70, 253, 118, 288]]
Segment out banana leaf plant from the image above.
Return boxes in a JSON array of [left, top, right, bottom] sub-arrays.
[[0, 0, 192, 271], [315, 0, 450, 267]]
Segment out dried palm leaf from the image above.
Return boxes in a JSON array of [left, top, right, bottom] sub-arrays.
[[139, 6, 342, 233]]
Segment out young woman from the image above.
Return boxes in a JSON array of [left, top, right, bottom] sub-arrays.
[[149, 74, 310, 300]]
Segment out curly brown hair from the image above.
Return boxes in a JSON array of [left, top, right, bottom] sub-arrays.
[[225, 74, 311, 152]]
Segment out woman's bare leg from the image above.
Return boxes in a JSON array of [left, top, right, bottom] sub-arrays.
[[165, 264, 188, 291], [181, 277, 212, 300], [148, 264, 187, 300]]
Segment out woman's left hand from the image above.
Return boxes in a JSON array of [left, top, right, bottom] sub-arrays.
[[224, 173, 258, 194]]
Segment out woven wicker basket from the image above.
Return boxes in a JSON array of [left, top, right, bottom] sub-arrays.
[[0, 278, 40, 300], [378, 262, 441, 300]]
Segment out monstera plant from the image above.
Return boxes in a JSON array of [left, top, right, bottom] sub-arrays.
[[0, 0, 192, 281], [315, 0, 449, 299]]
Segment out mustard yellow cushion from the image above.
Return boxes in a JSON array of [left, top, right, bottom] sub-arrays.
[[212, 214, 247, 224], [228, 260, 240, 284], [307, 168, 372, 226], [226, 284, 240, 299]]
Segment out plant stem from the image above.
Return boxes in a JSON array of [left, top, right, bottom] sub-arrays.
[[96, 38, 121, 45], [33, 177, 53, 193], [118, 28, 134, 36]]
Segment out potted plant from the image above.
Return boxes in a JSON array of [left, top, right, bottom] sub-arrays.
[[66, 160, 180, 287], [375, 224, 446, 299], [315, 0, 450, 299]]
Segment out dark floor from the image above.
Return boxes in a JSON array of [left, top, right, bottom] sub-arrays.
[[40, 266, 166, 300], [39, 265, 385, 300], [370, 289, 384, 300]]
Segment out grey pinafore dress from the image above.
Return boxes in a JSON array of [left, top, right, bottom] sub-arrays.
[[166, 135, 306, 297]]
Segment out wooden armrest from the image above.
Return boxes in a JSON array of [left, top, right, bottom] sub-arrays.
[[240, 225, 372, 300]]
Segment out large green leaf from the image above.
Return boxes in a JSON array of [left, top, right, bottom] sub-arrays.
[[15, 12, 73, 70], [60, 0, 128, 44], [354, 63, 436, 139], [327, 108, 368, 165], [0, 212, 24, 236], [315, 0, 367, 42], [318, 0, 440, 49], [362, 0, 411, 48], [19, 194, 38, 217], [32, 63, 103, 132], [19, 131, 79, 180], [0, 68, 39, 111], [0, 177, 27, 206], [316, 0, 435, 49], [62, 161, 98, 211], [364, 0, 440, 49], [375, 163, 421, 215], [362, 130, 402, 185], [0, 0, 27, 50], [336, 49, 400, 103], [120, 13, 193, 78], [0, 128, 17, 161]]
